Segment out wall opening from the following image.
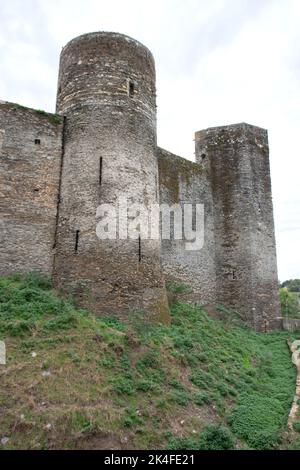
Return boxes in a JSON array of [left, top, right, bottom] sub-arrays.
[[0, 130, 5, 155], [35, 139, 41, 145], [225, 268, 237, 281], [201, 153, 206, 161], [138, 235, 142, 262], [192, 204, 197, 232], [75, 230, 80, 254], [99, 157, 103, 186], [128, 80, 135, 98]]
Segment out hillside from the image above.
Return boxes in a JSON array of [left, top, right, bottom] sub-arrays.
[[0, 273, 299, 450]]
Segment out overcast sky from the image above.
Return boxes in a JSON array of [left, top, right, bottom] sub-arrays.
[[0, 0, 299, 281]]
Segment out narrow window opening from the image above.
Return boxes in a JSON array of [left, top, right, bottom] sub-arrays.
[[201, 153, 206, 161], [192, 204, 197, 232], [128, 80, 135, 97], [75, 230, 80, 254], [99, 157, 103, 186], [225, 269, 237, 280], [35, 139, 41, 145], [138, 235, 142, 262]]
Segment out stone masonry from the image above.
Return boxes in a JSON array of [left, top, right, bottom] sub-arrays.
[[0, 32, 281, 330]]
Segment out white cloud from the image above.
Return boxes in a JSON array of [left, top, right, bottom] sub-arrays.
[[0, 0, 299, 280]]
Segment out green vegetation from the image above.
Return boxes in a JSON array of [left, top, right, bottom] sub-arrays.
[[165, 281, 190, 294], [168, 424, 234, 450], [0, 273, 298, 450], [35, 109, 62, 124], [279, 288, 300, 319], [9, 103, 62, 125], [293, 421, 300, 433], [281, 279, 300, 293]]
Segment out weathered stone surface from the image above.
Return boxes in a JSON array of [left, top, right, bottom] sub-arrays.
[[0, 103, 63, 276], [53, 32, 170, 322], [195, 123, 281, 331], [283, 318, 300, 332], [0, 33, 281, 330], [158, 147, 216, 305]]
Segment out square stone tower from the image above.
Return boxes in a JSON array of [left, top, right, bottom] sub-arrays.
[[195, 123, 281, 331]]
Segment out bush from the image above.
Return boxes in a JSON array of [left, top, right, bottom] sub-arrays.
[[189, 370, 215, 389], [228, 395, 284, 449], [121, 408, 143, 428], [279, 288, 299, 317], [111, 377, 135, 396], [167, 436, 198, 450], [198, 425, 234, 450], [193, 391, 211, 406], [293, 421, 300, 433], [166, 282, 190, 294], [167, 425, 234, 450], [136, 379, 153, 392], [23, 272, 52, 290], [168, 390, 189, 406]]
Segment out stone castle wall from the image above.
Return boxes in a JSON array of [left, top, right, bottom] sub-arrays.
[[0, 103, 63, 276], [0, 32, 281, 330], [158, 147, 216, 305]]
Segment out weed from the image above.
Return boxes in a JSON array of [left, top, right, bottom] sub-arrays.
[[293, 422, 300, 433]]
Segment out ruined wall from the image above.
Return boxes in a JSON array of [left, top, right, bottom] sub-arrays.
[[283, 318, 300, 332], [53, 32, 170, 322], [158, 148, 216, 304], [195, 123, 281, 331], [0, 102, 63, 276]]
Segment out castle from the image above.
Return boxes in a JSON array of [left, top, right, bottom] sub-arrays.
[[0, 32, 282, 331]]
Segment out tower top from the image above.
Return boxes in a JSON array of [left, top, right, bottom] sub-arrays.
[[61, 31, 155, 63], [56, 31, 156, 117]]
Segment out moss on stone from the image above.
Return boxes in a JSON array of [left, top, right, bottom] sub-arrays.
[[1, 102, 62, 125], [158, 147, 203, 204]]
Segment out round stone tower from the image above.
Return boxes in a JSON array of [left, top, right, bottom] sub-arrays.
[[53, 32, 170, 323]]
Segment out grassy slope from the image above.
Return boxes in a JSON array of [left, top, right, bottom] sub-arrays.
[[0, 273, 300, 450]]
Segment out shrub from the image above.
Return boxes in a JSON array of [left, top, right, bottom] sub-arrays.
[[168, 390, 189, 406], [189, 370, 215, 389], [23, 272, 52, 290], [111, 377, 135, 396], [167, 425, 234, 450], [228, 395, 284, 449], [279, 288, 299, 317], [193, 391, 211, 406], [198, 425, 234, 450], [136, 379, 153, 392], [293, 421, 300, 433], [167, 436, 198, 450], [166, 282, 190, 294], [121, 408, 143, 428]]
